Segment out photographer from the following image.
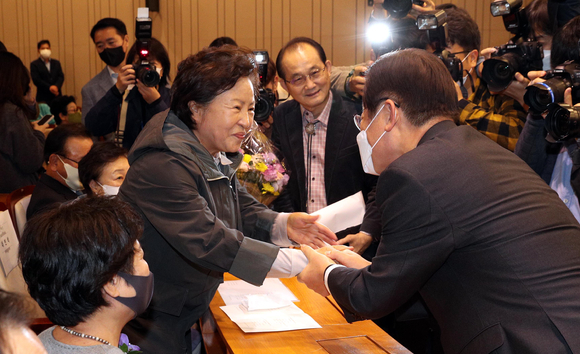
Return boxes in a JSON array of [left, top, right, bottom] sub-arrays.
[[84, 37, 171, 149], [445, 7, 528, 151], [515, 15, 580, 222]]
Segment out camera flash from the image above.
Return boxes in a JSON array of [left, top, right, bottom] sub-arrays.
[[366, 21, 390, 44]]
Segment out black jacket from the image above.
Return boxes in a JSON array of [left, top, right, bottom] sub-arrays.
[[271, 92, 381, 239], [329, 120, 580, 354], [120, 110, 280, 353], [30, 58, 64, 103], [84, 84, 170, 149], [27, 173, 78, 219]]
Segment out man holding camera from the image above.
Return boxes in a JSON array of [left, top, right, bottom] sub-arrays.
[[444, 8, 528, 152], [272, 37, 380, 257], [83, 14, 171, 149], [298, 48, 580, 354]]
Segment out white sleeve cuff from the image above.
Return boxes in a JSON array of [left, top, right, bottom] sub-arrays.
[[266, 248, 308, 278], [271, 213, 295, 247], [324, 264, 345, 295]]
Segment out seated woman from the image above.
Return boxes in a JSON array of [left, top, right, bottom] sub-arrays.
[[84, 37, 171, 149], [79, 141, 129, 196], [19, 196, 153, 354], [49, 95, 81, 125], [120, 45, 337, 353]]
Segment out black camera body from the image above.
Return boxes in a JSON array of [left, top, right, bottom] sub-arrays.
[[253, 50, 276, 123], [134, 11, 160, 87], [382, 0, 425, 19], [545, 103, 580, 141], [481, 41, 543, 92], [525, 61, 580, 113]]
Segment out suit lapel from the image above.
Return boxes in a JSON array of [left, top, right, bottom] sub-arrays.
[[97, 67, 115, 93], [324, 95, 348, 197], [286, 104, 307, 208]]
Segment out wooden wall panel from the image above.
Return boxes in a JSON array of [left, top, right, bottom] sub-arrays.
[[1, 0, 518, 108]]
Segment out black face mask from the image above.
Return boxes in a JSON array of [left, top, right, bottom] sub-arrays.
[[114, 271, 154, 318], [99, 46, 126, 67]]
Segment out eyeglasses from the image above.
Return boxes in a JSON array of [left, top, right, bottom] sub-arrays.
[[58, 154, 80, 165], [285, 66, 327, 87], [353, 98, 399, 131]]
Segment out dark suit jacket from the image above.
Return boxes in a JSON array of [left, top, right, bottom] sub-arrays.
[[30, 58, 64, 103], [328, 120, 580, 354], [27, 173, 78, 219], [271, 92, 381, 238]]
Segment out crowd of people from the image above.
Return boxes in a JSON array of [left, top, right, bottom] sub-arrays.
[[2, 0, 580, 353]]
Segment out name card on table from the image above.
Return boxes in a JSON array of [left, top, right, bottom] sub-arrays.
[[0, 210, 19, 277]]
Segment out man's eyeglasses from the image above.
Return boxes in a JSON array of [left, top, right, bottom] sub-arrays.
[[353, 98, 399, 131], [285, 66, 327, 87], [58, 154, 80, 165]]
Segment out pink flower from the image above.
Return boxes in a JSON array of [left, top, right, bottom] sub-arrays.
[[263, 166, 279, 182], [274, 163, 285, 173]]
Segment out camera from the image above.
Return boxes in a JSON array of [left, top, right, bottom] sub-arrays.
[[134, 8, 160, 87], [418, 11, 463, 82], [382, 0, 425, 19], [481, 42, 543, 92], [524, 61, 580, 113], [545, 103, 580, 141], [368, 16, 418, 58], [490, 0, 531, 42], [253, 50, 276, 123]]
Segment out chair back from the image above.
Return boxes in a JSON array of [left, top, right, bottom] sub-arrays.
[[6, 185, 35, 240]]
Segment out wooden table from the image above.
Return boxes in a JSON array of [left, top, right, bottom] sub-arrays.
[[201, 274, 411, 354]]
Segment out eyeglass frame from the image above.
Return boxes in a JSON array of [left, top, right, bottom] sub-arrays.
[[283, 66, 327, 87], [57, 154, 80, 165], [353, 97, 400, 131]]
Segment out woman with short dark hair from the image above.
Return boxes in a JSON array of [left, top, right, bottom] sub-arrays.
[[20, 196, 153, 354], [120, 45, 336, 353], [79, 142, 129, 196]]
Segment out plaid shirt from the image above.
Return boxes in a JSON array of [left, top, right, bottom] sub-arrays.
[[301, 92, 333, 213], [458, 77, 527, 151]]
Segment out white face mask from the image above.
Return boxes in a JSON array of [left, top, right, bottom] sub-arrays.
[[542, 49, 551, 71], [97, 182, 120, 196], [155, 66, 162, 76], [356, 104, 388, 176], [56, 156, 83, 191], [40, 49, 51, 59]]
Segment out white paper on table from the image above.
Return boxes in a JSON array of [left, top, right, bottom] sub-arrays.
[[220, 303, 321, 333], [0, 210, 19, 277], [218, 278, 298, 306], [311, 191, 365, 233], [242, 294, 293, 311]]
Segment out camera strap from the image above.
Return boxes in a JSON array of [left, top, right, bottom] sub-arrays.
[[115, 89, 131, 147]]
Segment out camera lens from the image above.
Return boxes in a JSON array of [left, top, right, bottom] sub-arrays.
[[482, 58, 517, 92], [545, 103, 580, 141], [382, 0, 413, 19], [136, 64, 160, 87], [254, 88, 276, 123], [525, 78, 569, 113]]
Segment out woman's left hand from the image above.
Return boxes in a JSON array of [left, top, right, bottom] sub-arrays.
[[137, 79, 162, 104], [287, 213, 337, 248]]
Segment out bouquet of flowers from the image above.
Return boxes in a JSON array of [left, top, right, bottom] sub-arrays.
[[237, 123, 289, 206]]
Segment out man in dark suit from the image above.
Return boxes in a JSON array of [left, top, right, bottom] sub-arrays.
[[30, 40, 64, 105], [272, 37, 380, 256], [298, 49, 580, 354], [27, 124, 93, 219]]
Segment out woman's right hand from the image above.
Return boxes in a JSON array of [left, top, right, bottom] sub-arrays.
[[115, 64, 136, 93], [31, 120, 51, 136]]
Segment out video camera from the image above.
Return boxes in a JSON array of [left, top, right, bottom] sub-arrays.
[[253, 50, 276, 123], [524, 61, 580, 113], [490, 0, 531, 43], [481, 42, 543, 92], [134, 8, 160, 87]]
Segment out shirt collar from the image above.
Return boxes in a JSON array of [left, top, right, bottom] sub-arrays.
[[300, 91, 333, 126], [107, 66, 118, 80]]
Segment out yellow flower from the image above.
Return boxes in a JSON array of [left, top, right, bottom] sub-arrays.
[[255, 162, 268, 172], [262, 183, 275, 194], [243, 154, 252, 163]]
